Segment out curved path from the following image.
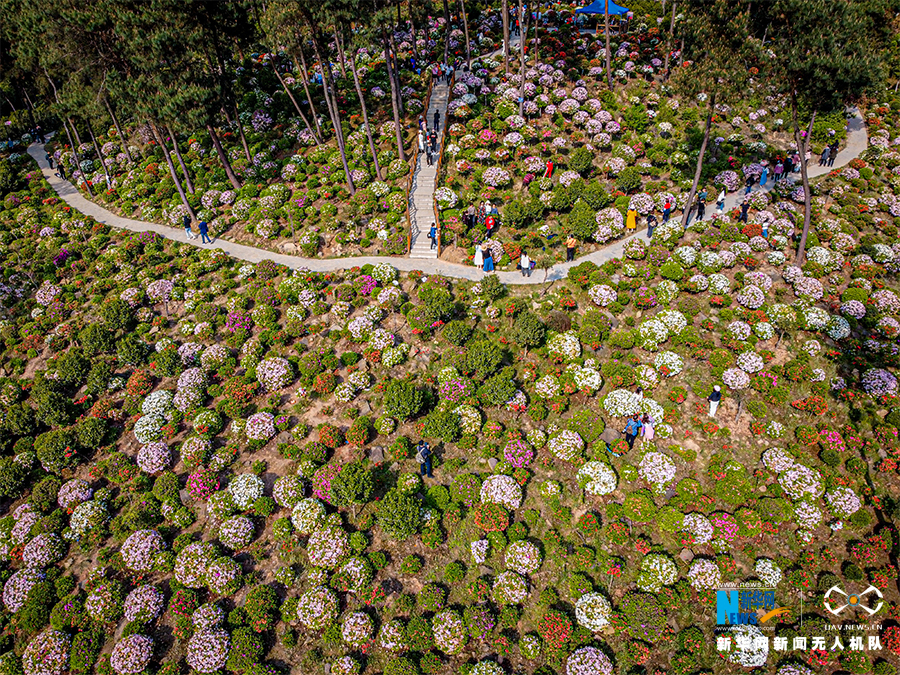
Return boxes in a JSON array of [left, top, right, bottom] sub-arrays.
[[26, 108, 866, 285]]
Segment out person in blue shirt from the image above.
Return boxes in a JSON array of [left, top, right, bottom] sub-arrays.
[[624, 415, 643, 450], [429, 224, 437, 249]]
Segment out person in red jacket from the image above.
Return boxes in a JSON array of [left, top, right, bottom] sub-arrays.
[[544, 159, 554, 178]]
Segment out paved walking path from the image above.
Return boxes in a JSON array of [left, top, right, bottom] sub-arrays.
[[408, 37, 522, 259], [408, 79, 450, 259], [27, 108, 865, 286]]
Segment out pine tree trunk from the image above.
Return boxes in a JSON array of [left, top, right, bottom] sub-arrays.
[[682, 93, 716, 228], [518, 0, 526, 117], [387, 30, 405, 115], [443, 0, 451, 64], [167, 125, 195, 194], [458, 0, 472, 68], [207, 124, 243, 190], [151, 121, 195, 220], [605, 0, 612, 90], [272, 60, 320, 144], [296, 47, 324, 140], [70, 119, 83, 147], [382, 28, 407, 162], [793, 93, 817, 264], [86, 119, 112, 188], [334, 27, 348, 79], [502, 0, 510, 74], [663, 0, 676, 77], [233, 107, 253, 163], [310, 30, 356, 194], [349, 49, 383, 180], [410, 16, 420, 62], [65, 118, 93, 197], [105, 98, 134, 163]]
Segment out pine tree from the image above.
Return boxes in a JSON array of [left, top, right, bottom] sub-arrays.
[[673, 0, 757, 228], [759, 0, 887, 263]]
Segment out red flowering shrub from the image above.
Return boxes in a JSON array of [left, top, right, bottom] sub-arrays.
[[472, 503, 509, 532], [538, 610, 572, 650]]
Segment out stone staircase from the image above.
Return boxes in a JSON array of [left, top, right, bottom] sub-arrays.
[[408, 77, 451, 259]]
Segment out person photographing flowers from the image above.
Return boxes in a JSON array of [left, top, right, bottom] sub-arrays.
[[415, 440, 433, 478]]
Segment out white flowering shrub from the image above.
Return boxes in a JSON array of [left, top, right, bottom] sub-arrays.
[[432, 610, 467, 654], [754, 558, 783, 586], [228, 474, 264, 510], [638, 452, 677, 493], [480, 475, 523, 510], [547, 331, 582, 361], [574, 592, 612, 631], [547, 430, 584, 461], [504, 541, 543, 575], [492, 570, 528, 604], [577, 462, 617, 496], [636, 554, 678, 592], [687, 558, 722, 590]]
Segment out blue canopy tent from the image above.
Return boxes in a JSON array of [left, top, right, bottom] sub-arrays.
[[575, 0, 630, 15]]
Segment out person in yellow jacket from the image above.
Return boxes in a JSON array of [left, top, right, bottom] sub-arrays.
[[626, 208, 638, 231]]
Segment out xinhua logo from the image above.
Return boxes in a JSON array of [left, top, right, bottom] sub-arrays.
[[717, 589, 787, 625], [824, 585, 883, 616]]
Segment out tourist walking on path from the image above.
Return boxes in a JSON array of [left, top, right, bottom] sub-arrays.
[[774, 160, 784, 180], [45, 153, 53, 169], [433, 109, 440, 132], [715, 190, 726, 213], [739, 199, 750, 223], [429, 223, 438, 249], [708, 386, 722, 417], [662, 200, 671, 223], [183, 215, 195, 239], [696, 199, 705, 221], [483, 248, 494, 272], [565, 235, 577, 262], [819, 145, 831, 166], [760, 163, 768, 187], [646, 213, 658, 238], [198, 220, 211, 244], [544, 159, 554, 178], [520, 250, 531, 277], [624, 415, 643, 450], [473, 244, 484, 268], [828, 142, 838, 167], [626, 207, 637, 233], [416, 440, 433, 478], [418, 130, 426, 155]]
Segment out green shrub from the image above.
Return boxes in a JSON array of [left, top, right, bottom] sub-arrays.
[[659, 260, 685, 281], [382, 381, 426, 421], [378, 489, 420, 540], [423, 409, 461, 443], [442, 321, 472, 346], [616, 167, 642, 193], [569, 147, 593, 174]]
